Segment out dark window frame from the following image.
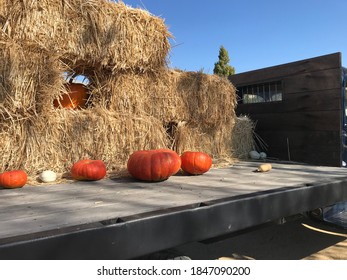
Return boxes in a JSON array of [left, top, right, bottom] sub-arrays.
[[237, 81, 283, 104]]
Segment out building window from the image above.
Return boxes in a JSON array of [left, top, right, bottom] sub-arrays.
[[238, 81, 282, 104]]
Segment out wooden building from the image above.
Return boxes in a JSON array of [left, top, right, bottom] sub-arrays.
[[229, 52, 347, 167]]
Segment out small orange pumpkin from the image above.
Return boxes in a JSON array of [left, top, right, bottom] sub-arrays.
[[71, 159, 106, 181], [127, 149, 181, 182], [53, 83, 89, 109], [180, 151, 212, 175], [0, 170, 28, 189]]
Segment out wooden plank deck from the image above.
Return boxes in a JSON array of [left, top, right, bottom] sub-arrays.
[[1, 161, 347, 259]]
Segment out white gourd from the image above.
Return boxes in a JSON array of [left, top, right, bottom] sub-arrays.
[[249, 150, 260, 160], [39, 170, 57, 183], [259, 152, 267, 159]]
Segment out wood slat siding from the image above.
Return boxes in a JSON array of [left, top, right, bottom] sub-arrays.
[[230, 53, 341, 85], [284, 68, 341, 94], [238, 90, 341, 114], [229, 53, 343, 166], [260, 131, 340, 166], [251, 111, 341, 131]]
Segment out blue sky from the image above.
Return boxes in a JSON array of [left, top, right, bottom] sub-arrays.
[[121, 0, 347, 74]]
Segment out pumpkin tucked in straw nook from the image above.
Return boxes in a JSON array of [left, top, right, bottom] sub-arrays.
[[53, 83, 89, 109]]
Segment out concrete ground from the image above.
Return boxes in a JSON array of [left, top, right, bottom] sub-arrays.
[[145, 215, 347, 260]]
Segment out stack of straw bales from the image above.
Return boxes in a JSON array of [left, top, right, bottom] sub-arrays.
[[0, 0, 241, 176]]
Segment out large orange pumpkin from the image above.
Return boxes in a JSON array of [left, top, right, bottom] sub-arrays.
[[127, 149, 181, 182], [180, 151, 212, 175], [71, 159, 107, 181], [0, 170, 28, 189], [53, 83, 89, 109]]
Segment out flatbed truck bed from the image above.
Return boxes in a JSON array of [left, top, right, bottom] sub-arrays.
[[0, 161, 346, 259]]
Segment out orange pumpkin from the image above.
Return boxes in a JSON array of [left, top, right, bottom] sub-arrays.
[[127, 149, 181, 182], [71, 159, 106, 181], [0, 170, 28, 189], [180, 151, 212, 175], [53, 83, 89, 109]]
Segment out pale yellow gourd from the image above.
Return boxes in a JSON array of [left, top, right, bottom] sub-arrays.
[[256, 163, 272, 172]]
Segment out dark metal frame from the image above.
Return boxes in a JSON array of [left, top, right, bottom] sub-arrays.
[[1, 179, 346, 260]]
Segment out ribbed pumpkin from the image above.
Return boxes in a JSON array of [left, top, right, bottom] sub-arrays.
[[53, 83, 89, 109], [0, 170, 28, 189], [180, 151, 212, 175], [70, 159, 106, 181], [127, 149, 181, 182]]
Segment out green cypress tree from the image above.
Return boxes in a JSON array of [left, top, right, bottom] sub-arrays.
[[213, 46, 235, 77]]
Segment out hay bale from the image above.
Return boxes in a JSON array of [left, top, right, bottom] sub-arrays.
[[1, 0, 171, 72], [9, 108, 169, 174], [0, 37, 65, 117], [172, 120, 235, 159], [90, 70, 186, 123], [0, 118, 29, 171], [230, 116, 255, 159], [90, 69, 237, 126], [175, 70, 237, 128]]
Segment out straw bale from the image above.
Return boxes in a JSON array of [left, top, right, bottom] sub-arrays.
[[230, 115, 255, 159], [1, 0, 171, 72], [172, 120, 235, 159], [90, 69, 237, 126], [0, 37, 65, 117], [174, 70, 237, 128], [90, 70, 186, 123], [20, 108, 169, 175], [0, 118, 29, 172]]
